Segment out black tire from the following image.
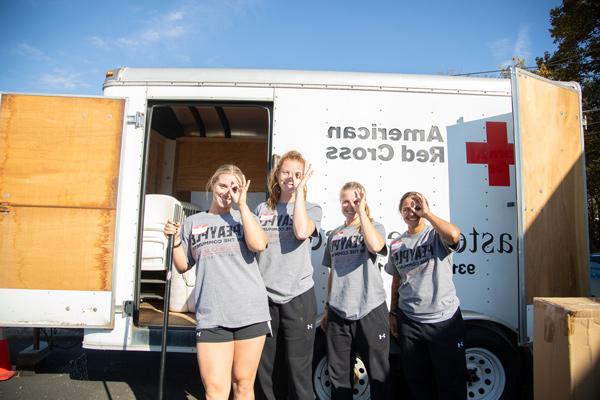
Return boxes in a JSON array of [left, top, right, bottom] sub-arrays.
[[464, 323, 522, 400], [312, 327, 332, 400]]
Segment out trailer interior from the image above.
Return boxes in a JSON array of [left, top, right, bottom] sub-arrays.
[[136, 102, 271, 329]]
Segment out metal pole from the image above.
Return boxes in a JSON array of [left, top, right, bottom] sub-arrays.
[[157, 234, 174, 400]]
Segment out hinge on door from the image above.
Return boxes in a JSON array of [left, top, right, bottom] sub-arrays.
[[0, 202, 10, 214], [126, 112, 145, 129], [116, 300, 134, 317]]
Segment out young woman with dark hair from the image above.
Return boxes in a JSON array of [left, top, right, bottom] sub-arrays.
[[385, 192, 466, 400]]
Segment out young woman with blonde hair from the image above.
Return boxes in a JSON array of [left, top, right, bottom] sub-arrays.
[[254, 150, 322, 400], [164, 164, 270, 400], [321, 182, 390, 400]]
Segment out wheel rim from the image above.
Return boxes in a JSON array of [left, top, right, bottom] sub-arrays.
[[465, 347, 506, 399], [313, 356, 371, 400]]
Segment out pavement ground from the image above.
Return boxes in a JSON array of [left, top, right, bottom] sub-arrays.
[[0, 330, 204, 400]]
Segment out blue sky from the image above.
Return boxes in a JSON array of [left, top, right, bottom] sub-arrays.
[[0, 0, 561, 95]]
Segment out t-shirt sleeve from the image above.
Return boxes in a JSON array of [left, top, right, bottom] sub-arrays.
[[307, 203, 323, 238], [384, 255, 398, 276], [180, 217, 196, 267], [321, 231, 332, 268], [373, 221, 388, 256], [253, 203, 261, 216], [434, 230, 453, 257]]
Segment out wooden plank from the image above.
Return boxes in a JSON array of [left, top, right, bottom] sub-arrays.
[[0, 206, 114, 291], [0, 94, 124, 294], [146, 131, 167, 194], [174, 138, 268, 193], [0, 94, 124, 208], [517, 72, 588, 301]]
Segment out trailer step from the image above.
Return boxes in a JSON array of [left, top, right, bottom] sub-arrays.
[[140, 293, 164, 300], [140, 279, 166, 284]]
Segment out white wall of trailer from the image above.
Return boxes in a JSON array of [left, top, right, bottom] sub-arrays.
[[271, 86, 519, 331], [84, 76, 521, 350]]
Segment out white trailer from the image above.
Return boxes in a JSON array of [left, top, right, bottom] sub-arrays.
[[0, 68, 590, 400]]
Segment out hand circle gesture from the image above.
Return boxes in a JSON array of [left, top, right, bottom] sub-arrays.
[[408, 193, 429, 218], [350, 190, 367, 214], [294, 163, 313, 195], [230, 175, 251, 206]]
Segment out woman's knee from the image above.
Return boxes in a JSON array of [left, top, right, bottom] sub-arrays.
[[232, 377, 255, 395], [203, 382, 231, 400]]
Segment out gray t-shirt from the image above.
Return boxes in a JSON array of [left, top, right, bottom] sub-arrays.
[[322, 221, 387, 320], [180, 210, 270, 329], [254, 201, 322, 304], [385, 225, 459, 323]]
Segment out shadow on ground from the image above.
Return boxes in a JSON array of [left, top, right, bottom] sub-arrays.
[[1, 330, 204, 400]]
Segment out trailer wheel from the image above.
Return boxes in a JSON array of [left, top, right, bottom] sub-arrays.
[[312, 328, 371, 400], [465, 324, 519, 400]]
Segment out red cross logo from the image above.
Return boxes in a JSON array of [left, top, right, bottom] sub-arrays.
[[466, 121, 515, 186]]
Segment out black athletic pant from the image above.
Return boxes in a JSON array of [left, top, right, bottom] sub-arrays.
[[256, 287, 317, 400], [396, 307, 467, 400], [326, 302, 390, 400]]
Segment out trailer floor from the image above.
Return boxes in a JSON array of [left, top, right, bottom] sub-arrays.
[[139, 300, 197, 328]]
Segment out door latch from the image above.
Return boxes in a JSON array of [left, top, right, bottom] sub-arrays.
[[116, 300, 134, 317]]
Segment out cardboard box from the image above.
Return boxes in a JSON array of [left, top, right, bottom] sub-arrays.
[[534, 298, 600, 400]]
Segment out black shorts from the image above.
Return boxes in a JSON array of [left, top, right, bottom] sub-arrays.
[[196, 321, 271, 343]]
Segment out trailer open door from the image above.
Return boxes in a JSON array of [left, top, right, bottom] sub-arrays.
[[511, 68, 589, 343], [0, 94, 125, 328]]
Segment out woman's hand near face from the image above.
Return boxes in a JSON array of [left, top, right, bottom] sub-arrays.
[[233, 174, 268, 251], [349, 189, 385, 254], [409, 193, 430, 219], [350, 190, 367, 216], [291, 163, 317, 240], [294, 163, 313, 195], [405, 192, 461, 245], [230, 175, 250, 207]]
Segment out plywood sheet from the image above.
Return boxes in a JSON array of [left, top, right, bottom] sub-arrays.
[[0, 94, 124, 208], [174, 138, 268, 193], [0, 94, 124, 294], [0, 206, 115, 291], [146, 131, 167, 194], [516, 72, 588, 301]]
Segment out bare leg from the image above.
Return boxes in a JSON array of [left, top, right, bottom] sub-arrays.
[[197, 342, 235, 400], [232, 335, 266, 400]]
